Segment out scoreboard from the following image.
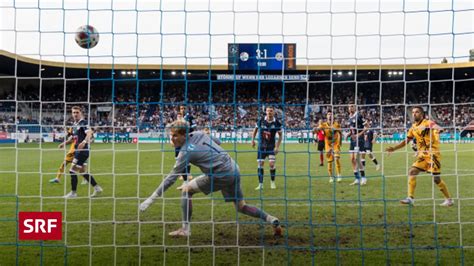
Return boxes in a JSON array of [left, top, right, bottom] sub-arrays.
[[228, 43, 296, 70]]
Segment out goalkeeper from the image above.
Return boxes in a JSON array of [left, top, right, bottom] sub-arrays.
[[140, 121, 282, 237]]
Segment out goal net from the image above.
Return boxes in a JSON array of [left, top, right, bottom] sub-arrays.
[[0, 0, 473, 265]]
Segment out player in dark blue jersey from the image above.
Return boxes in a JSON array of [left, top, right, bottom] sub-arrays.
[[347, 104, 368, 186], [179, 105, 197, 131], [363, 120, 380, 171], [174, 105, 196, 181], [251, 106, 283, 190], [64, 106, 103, 198]]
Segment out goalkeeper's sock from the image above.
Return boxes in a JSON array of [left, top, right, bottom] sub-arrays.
[[240, 204, 268, 221], [82, 174, 97, 187], [70, 170, 78, 191], [437, 180, 451, 199], [181, 191, 193, 230], [258, 168, 264, 184], [270, 168, 276, 181], [408, 177, 417, 199]]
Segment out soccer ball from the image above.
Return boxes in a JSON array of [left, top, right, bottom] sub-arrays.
[[75, 25, 99, 49]]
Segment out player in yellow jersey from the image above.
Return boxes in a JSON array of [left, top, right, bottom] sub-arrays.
[[386, 106, 453, 207], [314, 111, 342, 183], [49, 128, 87, 185]]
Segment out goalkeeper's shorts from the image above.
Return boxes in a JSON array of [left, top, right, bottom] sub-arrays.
[[194, 169, 243, 203]]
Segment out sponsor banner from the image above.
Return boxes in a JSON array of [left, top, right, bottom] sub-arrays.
[[96, 132, 134, 143], [0, 132, 8, 139], [2, 132, 472, 144], [97, 106, 112, 112], [216, 74, 308, 81]]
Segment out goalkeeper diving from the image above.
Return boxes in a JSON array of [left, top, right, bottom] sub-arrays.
[[140, 120, 282, 237]]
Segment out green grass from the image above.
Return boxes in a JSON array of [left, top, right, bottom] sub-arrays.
[[0, 142, 473, 265]]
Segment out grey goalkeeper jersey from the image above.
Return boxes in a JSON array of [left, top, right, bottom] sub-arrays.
[[154, 131, 233, 197]]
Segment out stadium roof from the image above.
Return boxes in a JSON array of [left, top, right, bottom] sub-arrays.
[[1, 50, 474, 71]]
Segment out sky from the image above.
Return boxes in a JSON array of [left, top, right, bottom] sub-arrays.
[[0, 0, 473, 67]]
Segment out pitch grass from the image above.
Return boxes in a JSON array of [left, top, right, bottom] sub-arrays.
[[0, 142, 473, 265]]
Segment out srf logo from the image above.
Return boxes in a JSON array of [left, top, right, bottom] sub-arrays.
[[19, 212, 62, 240]]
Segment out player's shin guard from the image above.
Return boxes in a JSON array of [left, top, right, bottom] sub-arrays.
[[181, 191, 193, 230], [82, 173, 97, 186], [335, 159, 341, 176], [70, 170, 78, 191], [270, 168, 276, 181], [408, 177, 417, 198], [258, 167, 264, 184], [437, 180, 451, 199], [239, 204, 268, 221]]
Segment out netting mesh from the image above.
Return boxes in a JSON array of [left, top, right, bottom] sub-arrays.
[[0, 0, 473, 265]]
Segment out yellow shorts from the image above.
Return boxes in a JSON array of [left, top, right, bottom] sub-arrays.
[[65, 151, 75, 163], [412, 152, 441, 174], [325, 142, 340, 162]]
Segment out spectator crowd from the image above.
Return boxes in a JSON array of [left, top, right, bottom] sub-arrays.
[[0, 79, 472, 136]]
